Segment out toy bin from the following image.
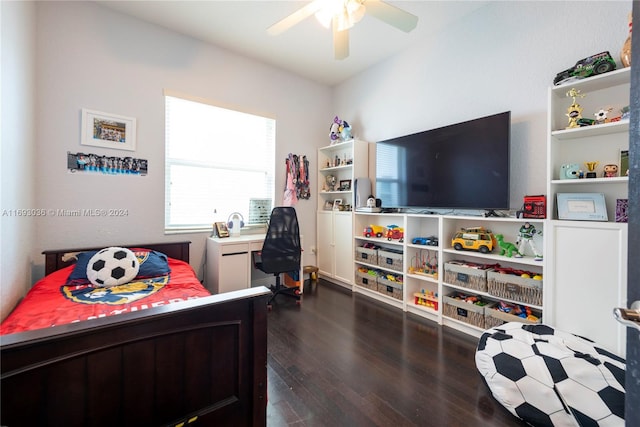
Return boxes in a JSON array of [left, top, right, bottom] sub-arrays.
[[355, 269, 378, 291], [444, 261, 492, 292], [484, 303, 542, 329], [443, 292, 494, 329], [355, 246, 378, 265], [377, 248, 403, 272], [487, 270, 543, 306], [377, 275, 403, 301]]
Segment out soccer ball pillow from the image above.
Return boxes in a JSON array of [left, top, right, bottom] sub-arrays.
[[476, 322, 626, 426], [86, 247, 140, 288]]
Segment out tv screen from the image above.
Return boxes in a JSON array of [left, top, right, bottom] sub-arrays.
[[375, 111, 510, 211]]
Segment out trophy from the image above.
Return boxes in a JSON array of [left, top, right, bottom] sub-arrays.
[[566, 88, 585, 129], [584, 161, 598, 178]]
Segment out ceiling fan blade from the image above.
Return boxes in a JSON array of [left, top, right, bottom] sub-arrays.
[[364, 0, 418, 32], [267, 0, 324, 35], [333, 22, 349, 60]]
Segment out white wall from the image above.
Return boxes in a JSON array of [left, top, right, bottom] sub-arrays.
[[32, 1, 331, 280], [334, 1, 632, 209], [1, 1, 37, 319]]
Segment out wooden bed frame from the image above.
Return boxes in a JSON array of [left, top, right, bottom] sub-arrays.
[[1, 241, 271, 427]]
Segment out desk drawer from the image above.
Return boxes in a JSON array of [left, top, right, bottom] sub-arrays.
[[250, 241, 263, 252], [221, 243, 249, 255]]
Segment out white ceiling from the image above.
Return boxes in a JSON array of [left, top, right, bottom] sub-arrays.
[[95, 1, 489, 86]]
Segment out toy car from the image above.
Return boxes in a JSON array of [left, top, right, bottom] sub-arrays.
[[363, 225, 385, 238], [553, 51, 616, 86], [412, 236, 439, 246], [451, 227, 496, 254], [386, 226, 404, 242]]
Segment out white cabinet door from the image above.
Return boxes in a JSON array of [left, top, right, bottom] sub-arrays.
[[218, 251, 250, 294], [547, 222, 627, 355], [317, 211, 334, 277], [333, 212, 353, 283]]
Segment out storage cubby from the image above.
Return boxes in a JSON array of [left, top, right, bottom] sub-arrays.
[[353, 212, 405, 308], [404, 214, 440, 319], [440, 216, 544, 334], [347, 213, 547, 336]]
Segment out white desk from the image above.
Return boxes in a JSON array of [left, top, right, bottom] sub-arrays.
[[206, 234, 303, 295]]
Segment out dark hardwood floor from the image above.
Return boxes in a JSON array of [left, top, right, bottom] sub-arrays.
[[266, 279, 527, 427]]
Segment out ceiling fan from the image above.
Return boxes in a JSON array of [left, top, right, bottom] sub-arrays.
[[267, 0, 418, 60]]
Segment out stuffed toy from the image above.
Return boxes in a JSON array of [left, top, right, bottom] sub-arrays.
[[329, 116, 353, 143]]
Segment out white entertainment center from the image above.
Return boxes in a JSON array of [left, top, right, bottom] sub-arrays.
[[316, 67, 630, 357]]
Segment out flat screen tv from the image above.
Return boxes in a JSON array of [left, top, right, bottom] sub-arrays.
[[375, 111, 510, 211]]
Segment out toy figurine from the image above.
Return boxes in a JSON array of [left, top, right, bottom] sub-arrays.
[[340, 121, 352, 140], [495, 234, 521, 258], [594, 107, 613, 124], [603, 164, 618, 178], [516, 222, 543, 261]]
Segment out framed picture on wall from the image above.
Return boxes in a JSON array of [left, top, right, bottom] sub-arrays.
[[81, 109, 137, 151]]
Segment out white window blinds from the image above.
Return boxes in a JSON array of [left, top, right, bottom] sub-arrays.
[[164, 94, 275, 231]]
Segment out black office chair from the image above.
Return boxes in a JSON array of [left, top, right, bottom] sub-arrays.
[[255, 207, 302, 308]]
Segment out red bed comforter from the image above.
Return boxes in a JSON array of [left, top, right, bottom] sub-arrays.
[[1, 258, 210, 335]]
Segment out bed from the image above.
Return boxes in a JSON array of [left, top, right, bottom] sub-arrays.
[[0, 241, 270, 427]]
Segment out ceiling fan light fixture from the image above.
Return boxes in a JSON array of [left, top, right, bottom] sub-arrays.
[[315, 0, 365, 30], [269, 0, 418, 60], [346, 0, 366, 23]]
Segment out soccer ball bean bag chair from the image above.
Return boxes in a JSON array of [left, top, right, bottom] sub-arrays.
[[476, 322, 626, 426]]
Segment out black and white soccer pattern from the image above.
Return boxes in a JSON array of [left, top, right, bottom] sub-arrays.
[[476, 322, 625, 426], [86, 246, 140, 288]]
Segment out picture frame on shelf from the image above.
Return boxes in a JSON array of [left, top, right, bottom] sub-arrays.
[[339, 179, 352, 191], [557, 193, 608, 221], [332, 199, 343, 211], [81, 109, 137, 151], [620, 149, 629, 176], [324, 200, 333, 211], [214, 222, 229, 238]]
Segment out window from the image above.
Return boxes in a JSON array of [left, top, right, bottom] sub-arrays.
[[165, 94, 275, 232]]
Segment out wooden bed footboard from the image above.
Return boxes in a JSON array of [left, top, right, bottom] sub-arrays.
[[0, 287, 271, 427]]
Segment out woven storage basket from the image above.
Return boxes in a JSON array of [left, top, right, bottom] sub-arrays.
[[355, 246, 378, 265], [487, 270, 543, 306], [377, 248, 403, 272], [484, 306, 542, 329], [443, 294, 493, 329], [444, 261, 490, 292], [377, 276, 402, 301], [355, 270, 378, 291]]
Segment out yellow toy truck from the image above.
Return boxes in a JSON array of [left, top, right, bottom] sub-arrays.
[[451, 227, 496, 254]]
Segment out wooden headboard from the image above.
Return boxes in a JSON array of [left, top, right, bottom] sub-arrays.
[[42, 241, 191, 275]]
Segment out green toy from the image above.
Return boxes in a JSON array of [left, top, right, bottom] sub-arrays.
[[495, 234, 521, 258]]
